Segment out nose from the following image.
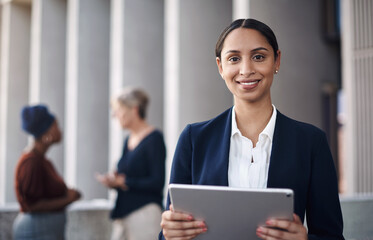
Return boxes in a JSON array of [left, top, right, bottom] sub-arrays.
[[239, 58, 254, 76]]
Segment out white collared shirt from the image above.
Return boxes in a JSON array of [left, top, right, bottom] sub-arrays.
[[228, 105, 277, 189]]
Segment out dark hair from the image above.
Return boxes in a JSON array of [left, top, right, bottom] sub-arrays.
[[215, 18, 279, 60]]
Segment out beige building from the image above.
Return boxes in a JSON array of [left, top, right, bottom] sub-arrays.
[[0, 0, 371, 209]]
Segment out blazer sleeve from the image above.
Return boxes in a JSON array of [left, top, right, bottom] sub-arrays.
[[307, 132, 344, 240], [159, 125, 193, 240]]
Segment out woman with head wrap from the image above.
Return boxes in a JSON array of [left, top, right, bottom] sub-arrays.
[[13, 104, 81, 240]]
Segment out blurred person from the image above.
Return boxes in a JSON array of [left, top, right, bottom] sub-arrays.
[[159, 18, 344, 240], [13, 104, 81, 240], [96, 87, 166, 240]]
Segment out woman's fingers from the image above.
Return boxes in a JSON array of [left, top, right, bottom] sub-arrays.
[[265, 215, 305, 234], [161, 211, 206, 229], [161, 208, 207, 240], [163, 227, 207, 239], [292, 214, 302, 224], [257, 225, 291, 240], [162, 218, 206, 230], [256, 214, 307, 240], [162, 209, 193, 222]]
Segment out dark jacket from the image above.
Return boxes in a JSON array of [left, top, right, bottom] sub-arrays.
[[159, 108, 344, 240]]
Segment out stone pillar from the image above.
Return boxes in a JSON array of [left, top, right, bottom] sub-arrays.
[[0, 2, 31, 203], [163, 0, 233, 199], [107, 0, 165, 200], [65, 0, 111, 200], [233, 0, 250, 19], [29, 0, 67, 173], [122, 0, 164, 130], [249, 0, 340, 129], [109, 0, 124, 175], [178, 0, 233, 128]]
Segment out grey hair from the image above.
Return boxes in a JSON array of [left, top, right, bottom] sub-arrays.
[[113, 87, 149, 119]]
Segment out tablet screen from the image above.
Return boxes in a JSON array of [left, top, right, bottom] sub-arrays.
[[169, 184, 293, 240]]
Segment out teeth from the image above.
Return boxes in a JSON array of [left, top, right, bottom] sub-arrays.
[[241, 81, 258, 85]]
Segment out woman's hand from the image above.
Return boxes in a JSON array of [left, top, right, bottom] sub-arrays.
[[161, 204, 207, 240], [256, 214, 308, 240], [95, 172, 128, 190], [67, 188, 82, 202], [27, 188, 82, 212]]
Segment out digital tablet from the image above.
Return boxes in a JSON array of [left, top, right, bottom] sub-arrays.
[[169, 184, 294, 240]]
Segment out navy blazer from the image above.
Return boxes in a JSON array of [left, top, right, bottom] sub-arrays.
[[160, 108, 344, 240]]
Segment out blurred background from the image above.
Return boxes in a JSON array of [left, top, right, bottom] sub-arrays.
[[0, 0, 372, 238]]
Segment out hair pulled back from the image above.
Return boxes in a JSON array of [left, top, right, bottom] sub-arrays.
[[215, 18, 279, 60]]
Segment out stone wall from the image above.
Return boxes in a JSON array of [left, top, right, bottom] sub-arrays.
[[0, 200, 113, 240], [1, 196, 373, 239]]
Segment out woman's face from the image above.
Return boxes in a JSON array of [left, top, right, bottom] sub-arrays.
[[111, 101, 135, 129], [45, 120, 62, 143], [216, 28, 281, 104]]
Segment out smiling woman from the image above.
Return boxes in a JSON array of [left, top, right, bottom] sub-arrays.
[[159, 19, 344, 240], [217, 28, 279, 108]]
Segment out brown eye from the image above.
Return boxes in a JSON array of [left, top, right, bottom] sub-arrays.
[[253, 55, 265, 61], [228, 56, 240, 62]]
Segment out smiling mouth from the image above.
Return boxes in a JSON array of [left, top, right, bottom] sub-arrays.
[[237, 80, 260, 85]]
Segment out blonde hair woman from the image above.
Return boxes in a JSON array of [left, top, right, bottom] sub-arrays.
[[97, 87, 166, 240]]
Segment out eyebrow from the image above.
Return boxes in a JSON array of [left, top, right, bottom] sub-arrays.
[[224, 47, 270, 55]]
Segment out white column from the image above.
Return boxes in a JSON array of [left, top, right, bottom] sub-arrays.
[[66, 0, 111, 200], [164, 0, 180, 202], [109, 0, 124, 177], [233, 0, 250, 20], [108, 0, 124, 201], [341, 0, 355, 194], [109, 0, 165, 201], [163, 0, 233, 199], [29, 0, 67, 173], [65, 0, 79, 190], [178, 0, 233, 130], [122, 0, 164, 130], [249, 0, 340, 128], [0, 2, 31, 203], [341, 0, 373, 194]]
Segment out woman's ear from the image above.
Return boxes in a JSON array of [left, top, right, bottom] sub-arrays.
[[132, 106, 140, 118], [275, 50, 281, 73], [216, 57, 224, 79]]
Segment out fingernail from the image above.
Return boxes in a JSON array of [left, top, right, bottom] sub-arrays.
[[266, 219, 274, 225], [257, 227, 263, 233], [187, 215, 193, 220], [199, 221, 205, 227], [202, 228, 207, 232]]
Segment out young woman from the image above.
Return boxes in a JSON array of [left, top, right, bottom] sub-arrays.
[[13, 104, 81, 240], [96, 87, 166, 240], [159, 19, 344, 240]]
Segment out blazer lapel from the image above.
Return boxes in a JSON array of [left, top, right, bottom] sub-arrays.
[[267, 111, 292, 188], [220, 108, 232, 186]]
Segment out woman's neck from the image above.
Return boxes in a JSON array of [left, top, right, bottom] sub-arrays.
[[234, 98, 273, 144], [129, 119, 151, 135], [127, 119, 154, 150], [28, 141, 49, 156]]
